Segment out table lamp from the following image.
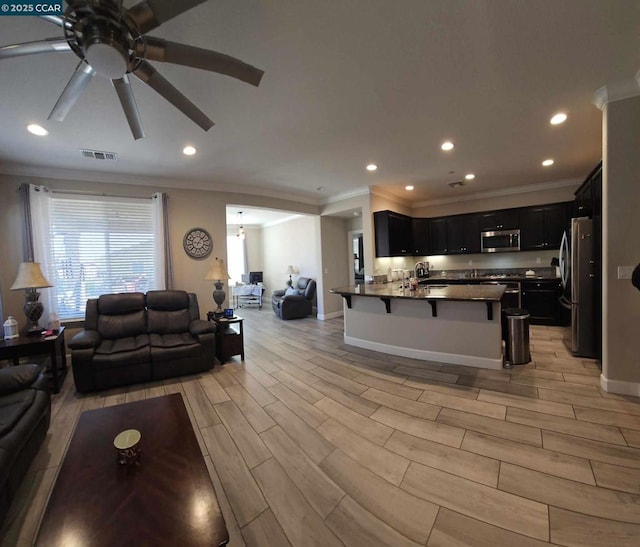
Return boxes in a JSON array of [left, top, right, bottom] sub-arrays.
[[286, 265, 296, 287], [10, 261, 53, 334], [205, 257, 231, 317]]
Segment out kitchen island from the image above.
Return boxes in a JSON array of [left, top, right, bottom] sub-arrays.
[[330, 283, 507, 370]]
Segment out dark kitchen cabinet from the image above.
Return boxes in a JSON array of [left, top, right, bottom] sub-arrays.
[[479, 209, 519, 232], [429, 218, 448, 255], [411, 218, 430, 255], [374, 210, 412, 256], [447, 214, 480, 254], [519, 203, 569, 250], [521, 280, 563, 325], [574, 183, 593, 218]]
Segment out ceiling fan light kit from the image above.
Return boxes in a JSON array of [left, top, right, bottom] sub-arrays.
[[0, 0, 264, 139]]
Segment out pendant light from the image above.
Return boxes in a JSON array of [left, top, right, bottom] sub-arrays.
[[237, 211, 246, 240]]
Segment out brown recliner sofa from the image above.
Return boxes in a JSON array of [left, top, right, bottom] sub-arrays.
[[68, 290, 215, 393], [0, 364, 50, 525], [272, 277, 316, 320]]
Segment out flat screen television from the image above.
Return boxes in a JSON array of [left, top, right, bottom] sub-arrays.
[[249, 271, 263, 284]]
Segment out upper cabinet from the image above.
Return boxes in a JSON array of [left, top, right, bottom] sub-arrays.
[[478, 209, 519, 232], [411, 218, 430, 255], [574, 162, 602, 219], [446, 214, 480, 254], [519, 203, 569, 250], [373, 201, 572, 257], [374, 210, 413, 257], [428, 218, 448, 255]]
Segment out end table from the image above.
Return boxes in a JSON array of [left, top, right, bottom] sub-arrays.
[[207, 314, 244, 363], [0, 327, 67, 393]]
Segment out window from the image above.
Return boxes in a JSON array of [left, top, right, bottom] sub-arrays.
[[48, 195, 159, 320], [226, 235, 246, 286]]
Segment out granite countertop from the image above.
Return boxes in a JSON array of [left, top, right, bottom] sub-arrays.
[[330, 284, 506, 302], [420, 268, 560, 282], [421, 275, 559, 282]]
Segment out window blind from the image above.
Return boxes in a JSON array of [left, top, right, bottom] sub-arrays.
[[49, 194, 157, 320]]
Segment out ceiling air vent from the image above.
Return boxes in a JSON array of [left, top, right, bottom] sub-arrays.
[[80, 149, 118, 161], [447, 180, 464, 188]]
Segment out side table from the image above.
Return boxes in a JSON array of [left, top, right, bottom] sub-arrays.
[[0, 326, 67, 393], [207, 314, 245, 363]]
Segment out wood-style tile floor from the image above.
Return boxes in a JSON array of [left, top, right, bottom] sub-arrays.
[[3, 309, 640, 546]]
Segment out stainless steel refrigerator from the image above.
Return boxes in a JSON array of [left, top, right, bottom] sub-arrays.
[[559, 217, 595, 357]]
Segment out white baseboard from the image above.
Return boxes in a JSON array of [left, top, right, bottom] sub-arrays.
[[317, 310, 344, 321], [343, 335, 504, 370], [600, 374, 640, 397]]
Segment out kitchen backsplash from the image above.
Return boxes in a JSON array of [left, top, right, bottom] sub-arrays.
[[374, 249, 559, 276]]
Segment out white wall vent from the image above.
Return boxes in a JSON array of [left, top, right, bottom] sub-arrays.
[[80, 149, 118, 161]]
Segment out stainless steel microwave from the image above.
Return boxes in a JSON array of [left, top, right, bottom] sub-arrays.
[[481, 229, 520, 253]]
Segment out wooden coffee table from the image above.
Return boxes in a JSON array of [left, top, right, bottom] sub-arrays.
[[36, 394, 228, 546]]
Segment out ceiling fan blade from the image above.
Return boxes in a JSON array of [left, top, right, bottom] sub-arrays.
[[142, 36, 264, 87], [133, 60, 214, 131], [48, 62, 96, 122], [128, 0, 207, 34], [113, 75, 145, 140], [0, 38, 70, 60]]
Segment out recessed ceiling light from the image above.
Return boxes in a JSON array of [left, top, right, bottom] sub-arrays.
[[441, 141, 454, 151], [366, 164, 378, 172], [542, 159, 554, 167], [27, 124, 48, 136], [550, 112, 567, 125], [405, 185, 414, 191], [183, 146, 196, 156], [464, 173, 475, 180]]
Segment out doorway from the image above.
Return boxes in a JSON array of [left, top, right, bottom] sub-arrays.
[[352, 231, 364, 284]]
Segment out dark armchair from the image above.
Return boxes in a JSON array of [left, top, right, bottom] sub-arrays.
[[272, 277, 316, 320]]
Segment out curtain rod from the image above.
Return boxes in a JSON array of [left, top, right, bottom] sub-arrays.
[[51, 188, 158, 199], [17, 184, 158, 199]]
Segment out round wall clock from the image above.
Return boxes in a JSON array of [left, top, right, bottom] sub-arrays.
[[183, 227, 213, 259]]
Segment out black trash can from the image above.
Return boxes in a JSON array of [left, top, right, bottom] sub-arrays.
[[503, 308, 531, 367]]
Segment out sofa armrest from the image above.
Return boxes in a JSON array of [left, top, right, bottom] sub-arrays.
[[272, 289, 286, 298], [190, 319, 215, 336], [68, 330, 101, 350], [0, 364, 42, 395]]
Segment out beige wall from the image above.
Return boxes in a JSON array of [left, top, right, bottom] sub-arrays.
[[319, 216, 351, 318], [322, 194, 372, 278], [261, 215, 321, 312], [601, 95, 640, 390]]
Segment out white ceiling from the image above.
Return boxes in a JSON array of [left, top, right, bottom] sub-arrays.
[[0, 1, 638, 206]]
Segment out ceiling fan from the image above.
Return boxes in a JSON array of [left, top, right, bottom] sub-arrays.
[[0, 0, 264, 139]]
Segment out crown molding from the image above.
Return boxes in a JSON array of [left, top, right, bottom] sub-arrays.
[[411, 178, 581, 208], [593, 70, 640, 110], [369, 186, 413, 207], [0, 163, 323, 206], [322, 186, 371, 204]]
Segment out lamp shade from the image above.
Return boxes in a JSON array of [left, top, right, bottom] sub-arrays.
[[10, 262, 52, 290], [287, 265, 296, 275], [205, 257, 231, 281]]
